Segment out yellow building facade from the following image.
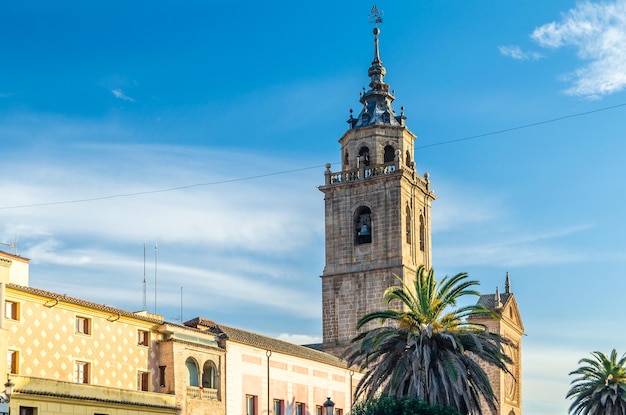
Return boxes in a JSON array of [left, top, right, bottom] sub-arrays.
[[1, 250, 360, 415]]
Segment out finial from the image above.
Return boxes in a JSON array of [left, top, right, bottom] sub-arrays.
[[505, 271, 511, 293], [495, 286, 503, 309]]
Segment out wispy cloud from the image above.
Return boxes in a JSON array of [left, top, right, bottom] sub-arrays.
[[499, 45, 543, 61], [0, 118, 324, 324], [531, 0, 626, 98], [111, 88, 136, 102]]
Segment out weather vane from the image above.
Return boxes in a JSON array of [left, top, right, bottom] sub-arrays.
[[368, 5, 384, 26]]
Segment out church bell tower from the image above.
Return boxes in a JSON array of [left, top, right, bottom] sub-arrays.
[[319, 22, 436, 357]]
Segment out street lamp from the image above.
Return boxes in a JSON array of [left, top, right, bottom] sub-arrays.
[[0, 375, 13, 403], [323, 397, 335, 415]]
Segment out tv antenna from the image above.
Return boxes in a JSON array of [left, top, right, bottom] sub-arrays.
[[368, 5, 383, 26], [0, 235, 18, 255]]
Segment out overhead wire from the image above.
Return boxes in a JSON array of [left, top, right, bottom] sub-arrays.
[[1, 101, 625, 211]]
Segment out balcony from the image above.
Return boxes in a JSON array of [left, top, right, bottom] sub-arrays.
[[186, 386, 218, 400]]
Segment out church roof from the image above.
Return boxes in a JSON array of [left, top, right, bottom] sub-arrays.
[[477, 292, 514, 311]]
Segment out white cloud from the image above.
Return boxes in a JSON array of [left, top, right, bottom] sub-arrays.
[[531, 0, 626, 97], [111, 88, 136, 102], [499, 45, 543, 61]]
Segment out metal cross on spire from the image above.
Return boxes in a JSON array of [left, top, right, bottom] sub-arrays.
[[368, 5, 383, 26]]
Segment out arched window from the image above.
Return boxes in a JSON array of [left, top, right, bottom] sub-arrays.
[[419, 214, 425, 252], [355, 207, 372, 244], [185, 357, 199, 387], [405, 150, 412, 167], [344, 151, 349, 170], [405, 205, 412, 244], [358, 147, 370, 166], [202, 360, 216, 389], [384, 145, 395, 163]]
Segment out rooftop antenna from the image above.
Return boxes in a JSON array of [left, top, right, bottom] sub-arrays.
[[0, 235, 18, 255], [142, 242, 147, 311], [154, 243, 158, 314]]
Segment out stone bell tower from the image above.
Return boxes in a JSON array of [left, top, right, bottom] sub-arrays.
[[319, 23, 436, 357]]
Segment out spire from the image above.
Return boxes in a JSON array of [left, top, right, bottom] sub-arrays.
[[348, 6, 406, 129], [505, 271, 511, 294], [494, 286, 503, 309]]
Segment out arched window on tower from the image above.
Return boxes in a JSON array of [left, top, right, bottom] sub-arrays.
[[419, 213, 425, 252], [344, 151, 349, 170], [202, 360, 217, 389], [185, 357, 199, 387], [406, 205, 412, 244], [405, 150, 412, 168], [358, 147, 370, 166], [355, 207, 372, 245], [384, 145, 395, 163]]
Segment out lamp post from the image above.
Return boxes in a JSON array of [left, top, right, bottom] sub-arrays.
[[323, 397, 335, 415], [0, 375, 12, 403]]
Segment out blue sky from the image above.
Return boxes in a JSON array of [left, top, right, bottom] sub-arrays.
[[2, 1, 626, 413]]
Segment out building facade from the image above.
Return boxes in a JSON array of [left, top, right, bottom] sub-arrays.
[[1, 250, 358, 415]]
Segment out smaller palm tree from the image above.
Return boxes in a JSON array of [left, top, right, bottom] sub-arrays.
[[566, 349, 626, 415]]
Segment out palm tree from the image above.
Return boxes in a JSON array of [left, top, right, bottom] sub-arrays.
[[345, 266, 513, 415], [566, 349, 626, 415]]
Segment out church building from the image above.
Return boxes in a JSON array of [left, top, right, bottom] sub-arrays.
[[319, 20, 524, 415]]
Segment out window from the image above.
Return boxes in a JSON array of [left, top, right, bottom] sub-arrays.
[[159, 365, 166, 387], [185, 357, 199, 386], [7, 350, 18, 374], [383, 145, 395, 163], [406, 205, 412, 244], [355, 207, 372, 245], [358, 147, 370, 166], [246, 395, 257, 415], [5, 300, 19, 320], [138, 329, 149, 346], [75, 316, 91, 335], [419, 214, 425, 252], [295, 402, 305, 415], [274, 399, 284, 415], [138, 371, 149, 391], [316, 405, 323, 415], [202, 361, 216, 389], [19, 407, 37, 415], [75, 361, 90, 383], [335, 409, 343, 415]]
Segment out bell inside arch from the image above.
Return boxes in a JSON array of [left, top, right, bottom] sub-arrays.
[[360, 224, 371, 236]]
